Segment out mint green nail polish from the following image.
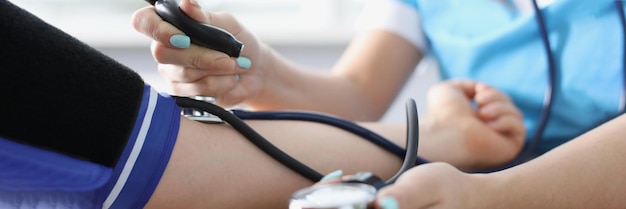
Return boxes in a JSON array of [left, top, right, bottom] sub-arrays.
[[320, 170, 343, 182], [236, 56, 252, 69], [170, 34, 190, 48], [378, 196, 399, 209]]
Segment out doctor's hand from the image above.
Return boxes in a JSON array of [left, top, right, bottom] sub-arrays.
[[313, 163, 490, 209], [421, 80, 525, 170], [132, 0, 270, 107], [372, 162, 485, 209]]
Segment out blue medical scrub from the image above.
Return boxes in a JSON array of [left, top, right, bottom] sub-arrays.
[[0, 86, 180, 209], [399, 0, 624, 154]]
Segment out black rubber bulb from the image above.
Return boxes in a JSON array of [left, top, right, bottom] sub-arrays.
[[147, 0, 243, 57]]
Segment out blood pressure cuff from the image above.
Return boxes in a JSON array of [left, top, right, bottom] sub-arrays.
[[0, 87, 180, 209], [0, 1, 180, 208]]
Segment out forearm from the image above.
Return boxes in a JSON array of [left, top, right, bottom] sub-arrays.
[[147, 119, 406, 208], [247, 31, 423, 121], [478, 114, 626, 208], [247, 45, 379, 120], [147, 115, 515, 208]]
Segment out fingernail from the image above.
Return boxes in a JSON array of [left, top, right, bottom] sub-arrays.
[[234, 74, 240, 81], [320, 170, 343, 182], [236, 56, 251, 69], [170, 34, 190, 48], [378, 196, 399, 209]]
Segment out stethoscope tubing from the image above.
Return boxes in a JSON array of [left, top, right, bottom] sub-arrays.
[[617, 0, 626, 113], [175, 1, 626, 179], [476, 0, 626, 173], [174, 96, 423, 183], [231, 109, 430, 166]]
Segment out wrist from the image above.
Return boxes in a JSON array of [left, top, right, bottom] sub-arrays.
[[245, 44, 287, 109], [418, 115, 478, 169]]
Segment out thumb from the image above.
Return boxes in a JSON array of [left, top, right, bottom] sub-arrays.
[[179, 0, 208, 23]]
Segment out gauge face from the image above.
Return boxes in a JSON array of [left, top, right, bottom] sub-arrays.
[[289, 183, 376, 209]]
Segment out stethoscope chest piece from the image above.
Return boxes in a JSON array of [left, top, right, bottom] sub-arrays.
[[180, 96, 224, 123]]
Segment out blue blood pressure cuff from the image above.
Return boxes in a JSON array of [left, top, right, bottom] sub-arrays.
[[0, 86, 180, 209], [97, 86, 180, 209]]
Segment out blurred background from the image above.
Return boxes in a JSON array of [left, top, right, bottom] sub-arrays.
[[10, 0, 438, 122]]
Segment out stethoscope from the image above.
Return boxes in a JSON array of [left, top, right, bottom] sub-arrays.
[[489, 0, 626, 172], [146, 0, 626, 205]]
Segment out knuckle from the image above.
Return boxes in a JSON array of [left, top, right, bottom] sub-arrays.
[[131, 7, 153, 32], [204, 11, 215, 23], [189, 54, 204, 69], [152, 24, 172, 45], [189, 53, 235, 72], [151, 42, 169, 64], [180, 68, 202, 82], [210, 57, 236, 72]]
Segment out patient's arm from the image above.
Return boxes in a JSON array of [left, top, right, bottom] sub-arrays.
[[147, 119, 404, 209], [148, 80, 526, 209]]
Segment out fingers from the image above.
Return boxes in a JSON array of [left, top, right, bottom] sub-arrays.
[[132, 6, 186, 49], [445, 80, 511, 106], [159, 64, 239, 96], [445, 79, 478, 99], [473, 83, 512, 107], [473, 83, 523, 125], [374, 163, 459, 209], [378, 166, 438, 209], [132, 0, 206, 48], [472, 83, 525, 145], [136, 2, 240, 71], [151, 41, 238, 72], [486, 115, 526, 146], [426, 81, 472, 108], [132, 0, 242, 48], [479, 103, 525, 147], [432, 79, 523, 124], [132, 0, 244, 63], [179, 0, 207, 23], [132, 0, 260, 107], [158, 64, 208, 83], [435, 80, 525, 141]]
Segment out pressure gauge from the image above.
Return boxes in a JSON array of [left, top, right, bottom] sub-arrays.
[[289, 183, 376, 209]]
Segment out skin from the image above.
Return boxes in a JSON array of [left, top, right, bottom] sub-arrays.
[[142, 80, 524, 208], [132, 0, 528, 208], [131, 0, 525, 170], [132, 0, 422, 121], [370, 114, 626, 209], [131, 0, 626, 208]]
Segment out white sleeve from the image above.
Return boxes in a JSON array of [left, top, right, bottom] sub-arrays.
[[355, 0, 429, 52]]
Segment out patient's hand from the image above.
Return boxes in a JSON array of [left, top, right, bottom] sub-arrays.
[[421, 80, 525, 170]]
